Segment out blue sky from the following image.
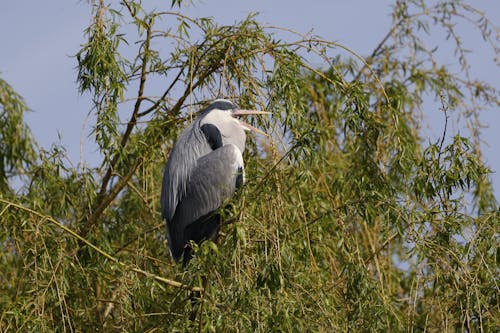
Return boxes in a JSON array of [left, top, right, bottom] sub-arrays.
[[1, 1, 498, 196]]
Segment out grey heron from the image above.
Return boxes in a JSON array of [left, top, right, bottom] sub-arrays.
[[161, 99, 269, 265]]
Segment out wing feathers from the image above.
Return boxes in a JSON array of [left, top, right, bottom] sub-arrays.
[[167, 144, 244, 262]]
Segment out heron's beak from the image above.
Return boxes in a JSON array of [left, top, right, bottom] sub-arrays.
[[233, 109, 270, 136], [232, 110, 271, 116]]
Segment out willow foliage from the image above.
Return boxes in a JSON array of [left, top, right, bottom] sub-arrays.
[[1, 1, 498, 332]]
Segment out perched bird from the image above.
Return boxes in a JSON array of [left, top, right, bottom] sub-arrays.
[[161, 99, 269, 264]]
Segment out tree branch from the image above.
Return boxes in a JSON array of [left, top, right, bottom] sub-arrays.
[[98, 18, 152, 198], [83, 158, 142, 237], [137, 67, 185, 118], [0, 198, 203, 292]]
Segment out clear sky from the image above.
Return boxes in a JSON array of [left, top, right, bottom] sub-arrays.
[[1, 1, 498, 196]]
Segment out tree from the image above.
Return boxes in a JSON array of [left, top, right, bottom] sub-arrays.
[[1, 0, 498, 331]]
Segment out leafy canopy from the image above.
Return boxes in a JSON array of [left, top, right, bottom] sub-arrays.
[[0, 0, 498, 331]]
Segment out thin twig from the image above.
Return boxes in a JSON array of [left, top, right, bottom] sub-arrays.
[[115, 223, 163, 253], [352, 18, 404, 82], [437, 94, 449, 164], [363, 232, 399, 265]]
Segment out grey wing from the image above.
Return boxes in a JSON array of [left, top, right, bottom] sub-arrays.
[[161, 121, 211, 222], [167, 144, 244, 261]]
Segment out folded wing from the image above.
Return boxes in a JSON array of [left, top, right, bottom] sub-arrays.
[[166, 144, 244, 262]]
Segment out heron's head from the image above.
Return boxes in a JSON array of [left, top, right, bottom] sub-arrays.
[[199, 99, 269, 153], [201, 99, 269, 135]]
